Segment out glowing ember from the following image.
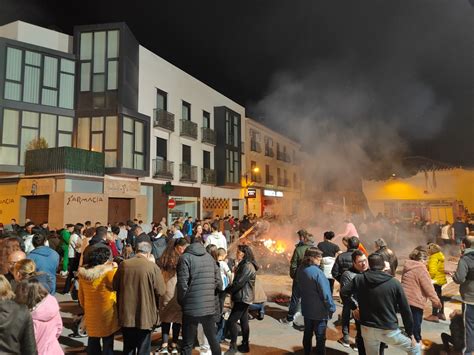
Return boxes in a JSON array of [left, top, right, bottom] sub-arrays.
[[261, 238, 287, 254]]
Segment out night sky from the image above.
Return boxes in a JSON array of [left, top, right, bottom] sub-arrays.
[[1, 0, 473, 166]]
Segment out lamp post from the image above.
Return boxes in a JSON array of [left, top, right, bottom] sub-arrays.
[[243, 166, 259, 215]]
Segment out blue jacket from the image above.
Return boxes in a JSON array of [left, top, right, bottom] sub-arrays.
[[297, 264, 336, 320], [28, 246, 60, 294]]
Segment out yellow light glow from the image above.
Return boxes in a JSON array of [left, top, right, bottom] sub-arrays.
[[253, 167, 260, 173]]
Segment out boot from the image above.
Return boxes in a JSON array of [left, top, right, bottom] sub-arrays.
[[424, 314, 439, 323], [224, 343, 237, 355], [438, 313, 446, 321], [237, 342, 250, 353]]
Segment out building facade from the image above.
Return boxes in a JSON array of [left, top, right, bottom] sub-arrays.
[[0, 21, 245, 228], [244, 118, 302, 217]]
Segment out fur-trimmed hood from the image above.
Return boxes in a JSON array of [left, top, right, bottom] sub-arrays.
[[428, 243, 442, 255], [78, 263, 114, 281]]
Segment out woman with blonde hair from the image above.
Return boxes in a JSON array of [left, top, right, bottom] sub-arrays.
[[15, 278, 63, 354], [425, 243, 447, 322], [14, 259, 54, 294], [0, 274, 37, 354]]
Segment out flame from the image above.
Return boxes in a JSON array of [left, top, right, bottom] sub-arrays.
[[262, 238, 287, 254]]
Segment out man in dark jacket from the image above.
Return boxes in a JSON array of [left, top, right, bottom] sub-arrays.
[[177, 242, 222, 355], [452, 235, 474, 354], [27, 233, 60, 294], [280, 231, 314, 325], [374, 238, 398, 276], [331, 236, 360, 282], [342, 253, 419, 354]]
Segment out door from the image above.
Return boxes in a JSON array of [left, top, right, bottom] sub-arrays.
[[108, 198, 131, 225], [25, 196, 49, 225]]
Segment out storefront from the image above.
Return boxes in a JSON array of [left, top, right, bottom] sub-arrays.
[[152, 184, 200, 224]]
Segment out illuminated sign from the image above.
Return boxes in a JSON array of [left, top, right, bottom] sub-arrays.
[[263, 189, 283, 197], [247, 188, 257, 198]]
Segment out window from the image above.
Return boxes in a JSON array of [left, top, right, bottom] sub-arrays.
[[225, 111, 240, 148], [156, 137, 167, 159], [251, 160, 258, 181], [182, 101, 191, 121], [203, 150, 211, 169], [182, 144, 191, 165], [3, 47, 75, 108], [123, 116, 144, 170], [156, 89, 167, 111], [203, 111, 210, 128], [0, 109, 73, 166], [265, 165, 270, 183], [79, 30, 119, 92]]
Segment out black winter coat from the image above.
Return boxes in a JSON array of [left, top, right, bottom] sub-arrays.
[[227, 260, 257, 304], [0, 300, 37, 354], [331, 248, 358, 281], [177, 242, 222, 317]]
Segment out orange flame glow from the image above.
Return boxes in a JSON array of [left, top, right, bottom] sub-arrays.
[[262, 238, 287, 254]]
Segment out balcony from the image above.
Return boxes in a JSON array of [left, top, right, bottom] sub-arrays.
[[251, 174, 262, 184], [25, 147, 104, 176], [250, 140, 262, 153], [153, 159, 174, 180], [180, 163, 197, 182], [201, 168, 216, 184], [277, 151, 292, 163], [201, 127, 216, 145], [180, 119, 198, 139], [277, 177, 290, 187], [265, 175, 274, 185], [265, 147, 274, 157], [153, 108, 175, 132]]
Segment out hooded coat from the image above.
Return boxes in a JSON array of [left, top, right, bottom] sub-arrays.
[[177, 242, 222, 317], [227, 259, 257, 304], [453, 248, 474, 303], [343, 269, 414, 336], [0, 300, 36, 354], [78, 263, 120, 337], [31, 294, 63, 355], [428, 245, 447, 286], [401, 259, 440, 310], [28, 246, 60, 294]]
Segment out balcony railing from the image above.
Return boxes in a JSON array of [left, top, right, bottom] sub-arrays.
[[180, 119, 198, 139], [265, 147, 274, 157], [180, 163, 197, 182], [250, 140, 262, 153], [153, 159, 174, 180], [25, 147, 104, 176], [154, 108, 175, 131], [277, 151, 292, 163], [201, 168, 216, 184], [201, 127, 216, 145], [265, 175, 274, 185], [251, 174, 262, 183], [277, 177, 290, 187]]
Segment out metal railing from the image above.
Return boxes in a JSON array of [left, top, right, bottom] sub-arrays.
[[265, 175, 274, 185], [180, 163, 197, 182], [153, 108, 175, 131], [201, 127, 216, 145], [250, 140, 262, 153], [153, 159, 174, 180], [251, 174, 262, 183], [201, 168, 216, 184], [265, 147, 274, 157], [277, 177, 290, 186], [25, 147, 104, 176], [277, 151, 291, 163], [180, 119, 198, 139]]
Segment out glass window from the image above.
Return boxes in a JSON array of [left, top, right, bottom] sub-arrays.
[[134, 154, 144, 170], [107, 60, 118, 90], [80, 32, 93, 60], [60, 59, 75, 74], [43, 56, 58, 88], [156, 90, 167, 110], [40, 113, 56, 147], [105, 116, 117, 149], [203, 111, 210, 128], [91, 133, 103, 152], [25, 51, 41, 66], [0, 146, 18, 165], [93, 31, 106, 73], [134, 121, 144, 152], [105, 151, 117, 167], [22, 111, 39, 128], [58, 133, 72, 147], [122, 133, 133, 168], [23, 66, 40, 103], [182, 101, 191, 120], [80, 62, 91, 91], [77, 117, 90, 149], [41, 88, 57, 106], [20, 128, 38, 165], [2, 109, 19, 145], [92, 73, 105, 92], [58, 116, 73, 131], [4, 82, 22, 101], [107, 30, 119, 58], [123, 116, 134, 132], [91, 116, 104, 131], [6, 47, 22, 81], [59, 73, 74, 108]]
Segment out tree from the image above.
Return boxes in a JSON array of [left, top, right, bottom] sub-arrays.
[[26, 137, 49, 150]]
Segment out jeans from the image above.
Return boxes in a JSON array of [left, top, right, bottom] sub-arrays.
[[464, 303, 474, 354], [288, 279, 301, 321], [122, 327, 151, 355], [361, 326, 420, 355], [303, 318, 327, 355], [410, 306, 423, 342], [341, 302, 352, 341], [161, 322, 181, 344], [87, 334, 114, 355], [432, 284, 444, 316], [248, 303, 265, 316], [181, 314, 221, 355], [228, 302, 250, 344], [355, 320, 386, 355]]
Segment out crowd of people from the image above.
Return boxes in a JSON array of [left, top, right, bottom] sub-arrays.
[[0, 213, 473, 355]]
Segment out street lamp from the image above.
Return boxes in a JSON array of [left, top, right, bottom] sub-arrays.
[[243, 166, 260, 215]]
